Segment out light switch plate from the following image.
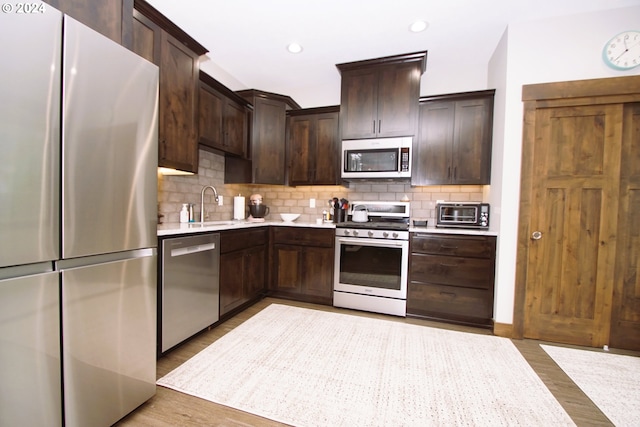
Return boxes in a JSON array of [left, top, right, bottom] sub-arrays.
[[310, 198, 316, 208]]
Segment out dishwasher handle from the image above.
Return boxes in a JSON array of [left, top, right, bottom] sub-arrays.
[[171, 242, 216, 257]]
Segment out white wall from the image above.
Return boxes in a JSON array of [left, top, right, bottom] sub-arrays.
[[488, 5, 640, 325]]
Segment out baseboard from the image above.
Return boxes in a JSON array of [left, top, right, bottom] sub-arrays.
[[493, 322, 514, 338]]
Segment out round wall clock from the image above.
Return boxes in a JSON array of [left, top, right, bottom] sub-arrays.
[[602, 30, 640, 70]]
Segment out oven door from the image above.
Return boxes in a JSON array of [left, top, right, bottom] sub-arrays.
[[334, 236, 408, 299]]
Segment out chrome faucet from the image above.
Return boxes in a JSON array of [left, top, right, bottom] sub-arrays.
[[200, 185, 219, 223]]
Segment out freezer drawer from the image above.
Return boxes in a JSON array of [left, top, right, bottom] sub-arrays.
[[61, 251, 156, 427], [0, 270, 61, 426], [162, 233, 220, 352]]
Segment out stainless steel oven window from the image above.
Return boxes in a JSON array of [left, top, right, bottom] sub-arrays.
[[337, 239, 403, 290], [439, 205, 478, 223]]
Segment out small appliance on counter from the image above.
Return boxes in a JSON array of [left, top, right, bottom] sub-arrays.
[[233, 194, 245, 220], [436, 202, 490, 229], [248, 194, 269, 222]]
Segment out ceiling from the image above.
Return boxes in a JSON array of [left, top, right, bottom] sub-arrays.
[[147, 0, 640, 107]]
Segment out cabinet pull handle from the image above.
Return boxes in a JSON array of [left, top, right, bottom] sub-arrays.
[[372, 120, 376, 133], [378, 119, 381, 134], [440, 291, 456, 297], [447, 166, 451, 179], [440, 245, 458, 250], [438, 263, 459, 267]]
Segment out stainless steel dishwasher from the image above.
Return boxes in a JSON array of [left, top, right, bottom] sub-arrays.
[[161, 233, 220, 353]]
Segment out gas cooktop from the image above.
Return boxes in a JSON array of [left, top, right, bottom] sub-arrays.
[[335, 201, 411, 231]]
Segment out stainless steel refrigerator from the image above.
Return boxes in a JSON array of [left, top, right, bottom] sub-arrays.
[[0, 4, 159, 426]]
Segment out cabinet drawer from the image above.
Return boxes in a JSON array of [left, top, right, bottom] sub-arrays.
[[410, 253, 494, 289], [407, 282, 493, 321], [272, 227, 334, 247], [411, 234, 495, 258], [220, 228, 267, 253]]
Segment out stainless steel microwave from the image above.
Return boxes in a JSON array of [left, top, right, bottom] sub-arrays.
[[436, 203, 490, 229], [341, 137, 412, 179]]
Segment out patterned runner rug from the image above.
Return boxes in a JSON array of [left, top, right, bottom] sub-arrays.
[[158, 304, 574, 426], [541, 344, 640, 426]]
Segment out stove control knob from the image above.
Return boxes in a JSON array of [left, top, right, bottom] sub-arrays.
[[343, 229, 350, 236], [382, 232, 389, 238], [368, 231, 374, 237], [392, 232, 399, 239], [353, 230, 359, 236]]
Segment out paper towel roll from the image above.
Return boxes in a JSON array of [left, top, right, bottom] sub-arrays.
[[233, 195, 245, 220]]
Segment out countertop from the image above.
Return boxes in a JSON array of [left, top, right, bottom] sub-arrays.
[[158, 220, 497, 237], [157, 220, 335, 237], [409, 226, 498, 236]]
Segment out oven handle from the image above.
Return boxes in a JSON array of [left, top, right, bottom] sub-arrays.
[[337, 237, 407, 247]]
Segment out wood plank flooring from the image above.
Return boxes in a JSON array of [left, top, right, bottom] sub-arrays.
[[115, 297, 638, 427]]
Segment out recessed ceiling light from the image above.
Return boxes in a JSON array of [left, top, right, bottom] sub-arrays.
[[409, 20, 429, 33], [287, 43, 303, 54]]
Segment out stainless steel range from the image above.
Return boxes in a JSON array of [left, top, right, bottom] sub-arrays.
[[333, 201, 410, 316]]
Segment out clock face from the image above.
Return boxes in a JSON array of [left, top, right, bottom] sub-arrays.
[[602, 30, 640, 70]]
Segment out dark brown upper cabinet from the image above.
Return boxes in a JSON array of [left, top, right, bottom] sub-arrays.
[[336, 51, 427, 140], [43, 0, 133, 46], [287, 106, 340, 186], [231, 90, 300, 185], [413, 90, 494, 186], [199, 71, 251, 157], [132, 0, 207, 174]]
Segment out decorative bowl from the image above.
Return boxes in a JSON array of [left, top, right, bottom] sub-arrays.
[[280, 213, 301, 222]]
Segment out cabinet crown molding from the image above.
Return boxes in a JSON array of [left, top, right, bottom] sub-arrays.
[[134, 0, 208, 55], [336, 50, 428, 74]]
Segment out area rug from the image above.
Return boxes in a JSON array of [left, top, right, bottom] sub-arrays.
[[158, 304, 574, 426], [541, 344, 640, 427]]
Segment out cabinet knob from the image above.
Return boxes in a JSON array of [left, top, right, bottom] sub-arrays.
[[531, 231, 542, 240]]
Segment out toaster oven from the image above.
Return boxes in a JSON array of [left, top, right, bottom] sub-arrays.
[[436, 203, 490, 229]]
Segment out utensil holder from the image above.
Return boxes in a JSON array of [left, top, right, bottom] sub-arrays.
[[333, 208, 346, 223]]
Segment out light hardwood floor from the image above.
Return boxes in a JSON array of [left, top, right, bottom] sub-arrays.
[[116, 297, 638, 427]]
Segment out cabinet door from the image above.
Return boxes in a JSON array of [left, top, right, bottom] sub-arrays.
[[340, 68, 378, 139], [219, 251, 245, 316], [132, 10, 159, 64], [198, 83, 224, 150], [302, 246, 333, 301], [452, 97, 493, 185], [273, 245, 302, 294], [376, 62, 420, 138], [288, 115, 312, 185], [158, 30, 199, 173], [224, 100, 247, 157], [253, 97, 287, 184], [244, 245, 266, 299], [413, 101, 454, 185], [313, 112, 340, 185]]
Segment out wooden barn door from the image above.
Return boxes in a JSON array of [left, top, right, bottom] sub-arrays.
[[514, 76, 640, 350], [610, 104, 640, 350]]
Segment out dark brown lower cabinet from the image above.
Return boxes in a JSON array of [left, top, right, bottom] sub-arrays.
[[270, 227, 334, 305], [219, 228, 267, 317], [408, 233, 496, 327]]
